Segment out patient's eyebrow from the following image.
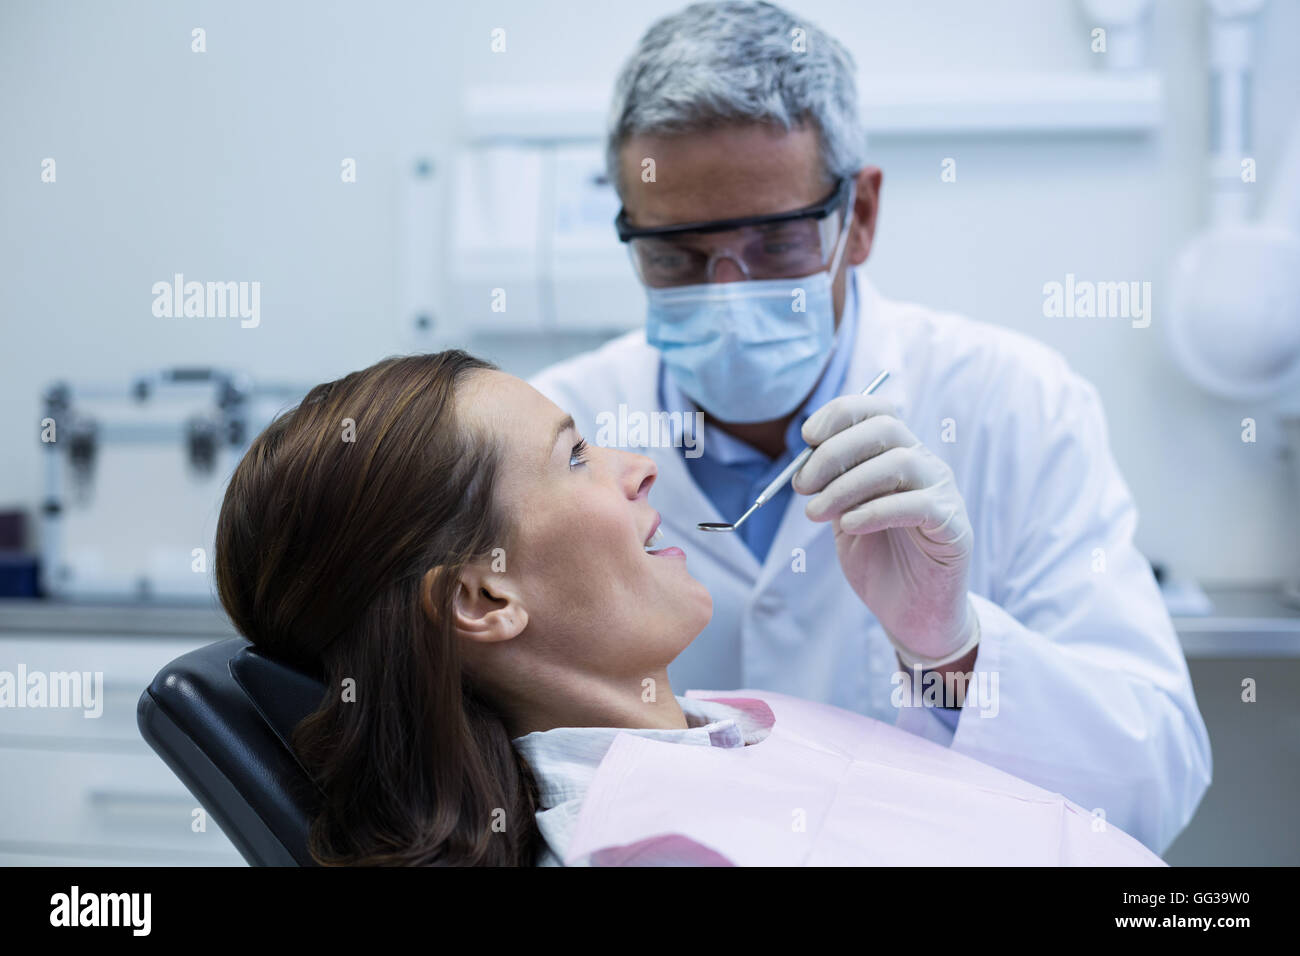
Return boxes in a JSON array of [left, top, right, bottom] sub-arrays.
[[549, 414, 575, 458]]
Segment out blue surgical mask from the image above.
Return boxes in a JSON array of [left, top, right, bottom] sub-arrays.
[[644, 197, 854, 424]]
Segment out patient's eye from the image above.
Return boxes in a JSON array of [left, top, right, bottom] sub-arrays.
[[569, 438, 589, 470]]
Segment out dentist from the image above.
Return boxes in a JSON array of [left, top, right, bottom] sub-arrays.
[[529, 0, 1211, 854]]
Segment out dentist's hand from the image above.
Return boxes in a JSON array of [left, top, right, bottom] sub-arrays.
[[792, 395, 978, 666]]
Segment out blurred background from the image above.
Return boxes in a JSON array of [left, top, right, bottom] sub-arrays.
[[1, 0, 1298, 866]]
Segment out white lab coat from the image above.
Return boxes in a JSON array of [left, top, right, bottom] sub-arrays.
[[528, 270, 1212, 855]]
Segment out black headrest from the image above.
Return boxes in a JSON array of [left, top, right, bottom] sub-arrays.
[[138, 637, 329, 866], [231, 644, 328, 781]]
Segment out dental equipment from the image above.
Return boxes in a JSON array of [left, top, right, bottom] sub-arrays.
[[697, 369, 890, 533]]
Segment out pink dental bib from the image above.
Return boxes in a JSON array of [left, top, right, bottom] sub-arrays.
[[564, 689, 1164, 866]]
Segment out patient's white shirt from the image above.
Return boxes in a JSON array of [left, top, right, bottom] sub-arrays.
[[511, 696, 772, 866]]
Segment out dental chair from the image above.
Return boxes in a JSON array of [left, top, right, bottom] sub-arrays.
[[137, 637, 327, 866]]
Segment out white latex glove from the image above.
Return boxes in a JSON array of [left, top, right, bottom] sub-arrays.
[[792, 394, 980, 668]]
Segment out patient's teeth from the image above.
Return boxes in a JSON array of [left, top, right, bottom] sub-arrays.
[[645, 527, 664, 549]]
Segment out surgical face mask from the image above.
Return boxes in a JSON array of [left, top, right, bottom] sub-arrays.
[[644, 192, 855, 424]]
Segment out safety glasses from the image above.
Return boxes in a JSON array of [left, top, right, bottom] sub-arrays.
[[615, 178, 853, 288]]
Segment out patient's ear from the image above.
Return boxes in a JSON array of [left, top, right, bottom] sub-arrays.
[[420, 562, 527, 644]]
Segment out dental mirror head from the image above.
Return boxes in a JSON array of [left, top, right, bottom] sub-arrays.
[[697, 500, 762, 534]]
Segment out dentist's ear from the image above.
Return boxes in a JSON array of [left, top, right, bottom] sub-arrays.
[[419, 563, 528, 644], [846, 166, 882, 266]]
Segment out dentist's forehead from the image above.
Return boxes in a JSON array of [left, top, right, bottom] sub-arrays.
[[619, 124, 826, 226]]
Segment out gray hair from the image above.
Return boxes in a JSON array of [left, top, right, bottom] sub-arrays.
[[606, 0, 867, 196]]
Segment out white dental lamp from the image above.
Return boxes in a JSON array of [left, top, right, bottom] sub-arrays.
[[1163, 0, 1300, 606]]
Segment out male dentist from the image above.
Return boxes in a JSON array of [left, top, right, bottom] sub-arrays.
[[530, 0, 1210, 854]]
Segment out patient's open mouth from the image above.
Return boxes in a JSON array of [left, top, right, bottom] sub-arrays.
[[643, 521, 685, 558]]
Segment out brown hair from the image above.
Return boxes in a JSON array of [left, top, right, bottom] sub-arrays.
[[214, 350, 544, 866]]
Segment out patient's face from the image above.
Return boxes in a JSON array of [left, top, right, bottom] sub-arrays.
[[459, 371, 712, 676]]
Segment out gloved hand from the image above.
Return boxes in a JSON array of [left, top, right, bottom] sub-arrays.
[[792, 394, 980, 668]]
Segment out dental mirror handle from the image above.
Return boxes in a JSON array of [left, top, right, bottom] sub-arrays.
[[755, 369, 891, 506]]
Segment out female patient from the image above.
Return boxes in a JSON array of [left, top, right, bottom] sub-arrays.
[[214, 350, 1159, 867], [216, 349, 711, 866]]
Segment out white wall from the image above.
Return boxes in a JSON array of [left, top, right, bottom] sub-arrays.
[[2, 0, 1298, 585]]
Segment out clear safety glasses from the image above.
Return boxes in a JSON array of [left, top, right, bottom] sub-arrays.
[[615, 178, 854, 289]]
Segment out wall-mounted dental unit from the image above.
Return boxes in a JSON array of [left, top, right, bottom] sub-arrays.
[[1160, 0, 1300, 604]]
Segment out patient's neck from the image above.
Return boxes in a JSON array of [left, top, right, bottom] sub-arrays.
[[501, 665, 687, 739]]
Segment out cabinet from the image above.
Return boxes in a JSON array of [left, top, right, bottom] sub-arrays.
[[0, 603, 244, 865]]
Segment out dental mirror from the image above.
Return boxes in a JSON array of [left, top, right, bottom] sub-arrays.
[[695, 369, 890, 534]]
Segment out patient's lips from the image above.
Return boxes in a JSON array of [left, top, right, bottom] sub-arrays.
[[643, 526, 685, 559]]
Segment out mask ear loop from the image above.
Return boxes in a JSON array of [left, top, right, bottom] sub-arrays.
[[827, 179, 858, 280], [825, 179, 858, 353]]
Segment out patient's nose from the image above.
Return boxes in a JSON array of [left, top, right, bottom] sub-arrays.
[[623, 452, 657, 501]]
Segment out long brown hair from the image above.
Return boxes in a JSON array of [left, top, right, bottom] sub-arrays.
[[214, 350, 544, 866]]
